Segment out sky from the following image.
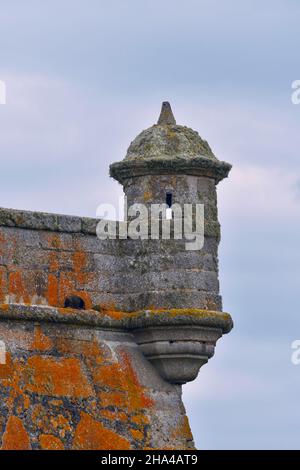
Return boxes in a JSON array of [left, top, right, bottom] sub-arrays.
[[0, 0, 300, 449]]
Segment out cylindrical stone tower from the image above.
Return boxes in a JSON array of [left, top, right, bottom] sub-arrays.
[[110, 102, 232, 312]]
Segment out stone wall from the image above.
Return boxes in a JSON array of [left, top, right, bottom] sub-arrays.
[[0, 304, 194, 450], [0, 207, 121, 310], [0, 201, 221, 312], [0, 205, 232, 449]]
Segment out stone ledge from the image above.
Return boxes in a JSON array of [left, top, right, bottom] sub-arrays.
[[0, 303, 232, 385], [110, 155, 232, 185], [0, 207, 220, 239], [0, 304, 233, 334], [0, 207, 101, 234]]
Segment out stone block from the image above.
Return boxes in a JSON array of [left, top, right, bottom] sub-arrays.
[[57, 215, 82, 233], [93, 254, 125, 272]]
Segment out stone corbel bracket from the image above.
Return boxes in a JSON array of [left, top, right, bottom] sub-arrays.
[[134, 326, 222, 384], [130, 309, 233, 384], [0, 304, 233, 385]]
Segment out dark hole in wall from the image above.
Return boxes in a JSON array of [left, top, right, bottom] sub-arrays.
[[64, 295, 85, 310], [166, 192, 172, 208]]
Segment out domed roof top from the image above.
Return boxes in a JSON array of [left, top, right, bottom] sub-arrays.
[[125, 102, 216, 161], [110, 102, 232, 185]]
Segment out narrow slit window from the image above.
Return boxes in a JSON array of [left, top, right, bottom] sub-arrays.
[[166, 192, 172, 208], [166, 192, 173, 220]]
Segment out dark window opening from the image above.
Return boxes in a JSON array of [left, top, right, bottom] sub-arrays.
[[166, 192, 173, 208], [64, 295, 85, 310]]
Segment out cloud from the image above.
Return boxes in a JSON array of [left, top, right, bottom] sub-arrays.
[[183, 336, 300, 449], [219, 165, 300, 220], [0, 73, 129, 216]]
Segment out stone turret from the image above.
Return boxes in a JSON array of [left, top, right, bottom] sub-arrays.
[[110, 102, 231, 312], [109, 102, 233, 384]]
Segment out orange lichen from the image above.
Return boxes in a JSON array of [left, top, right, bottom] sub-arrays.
[[131, 414, 149, 426], [171, 416, 193, 443], [8, 271, 29, 303], [73, 412, 131, 450], [50, 414, 70, 429], [0, 267, 7, 302], [39, 434, 64, 450], [0, 352, 13, 379], [93, 363, 124, 390], [1, 416, 31, 450], [1, 232, 101, 309], [49, 414, 72, 438], [96, 307, 128, 321], [0, 304, 9, 311], [72, 250, 87, 275], [0, 276, 201, 452], [49, 399, 63, 407], [101, 409, 128, 422], [30, 326, 53, 351], [130, 428, 144, 441], [23, 395, 30, 410], [98, 390, 125, 408], [47, 274, 59, 306], [48, 252, 59, 272], [93, 349, 153, 413], [1, 358, 24, 412], [59, 273, 92, 309], [24, 356, 95, 398], [56, 338, 112, 369], [120, 350, 153, 410], [90, 349, 153, 445], [54, 247, 95, 308]]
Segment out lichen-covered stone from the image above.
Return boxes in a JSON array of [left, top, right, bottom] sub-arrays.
[[125, 124, 215, 161], [0, 309, 197, 449]]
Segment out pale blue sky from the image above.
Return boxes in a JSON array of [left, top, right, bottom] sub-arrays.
[[0, 0, 300, 449]]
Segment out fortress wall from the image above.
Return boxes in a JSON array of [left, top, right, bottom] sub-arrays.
[[0, 200, 222, 313], [0, 206, 228, 449], [0, 304, 194, 450], [0, 207, 125, 310]]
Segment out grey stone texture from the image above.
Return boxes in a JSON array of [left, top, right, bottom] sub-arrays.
[[110, 103, 231, 185]]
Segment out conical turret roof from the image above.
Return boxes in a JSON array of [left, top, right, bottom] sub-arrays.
[[110, 102, 231, 184]]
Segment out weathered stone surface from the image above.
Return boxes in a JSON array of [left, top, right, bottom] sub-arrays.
[[0, 207, 98, 235], [118, 290, 222, 312], [0, 215, 221, 311], [125, 124, 215, 161], [0, 304, 233, 332], [110, 156, 231, 185], [0, 309, 198, 449], [157, 101, 177, 125]]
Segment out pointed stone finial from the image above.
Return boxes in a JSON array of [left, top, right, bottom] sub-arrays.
[[157, 101, 176, 125]]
